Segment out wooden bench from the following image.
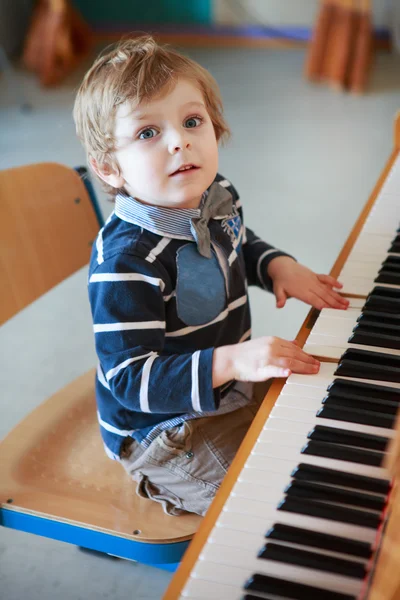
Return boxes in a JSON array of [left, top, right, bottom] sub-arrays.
[[0, 163, 201, 569]]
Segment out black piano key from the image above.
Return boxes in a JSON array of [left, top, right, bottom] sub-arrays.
[[301, 440, 384, 467], [334, 348, 400, 384], [388, 239, 400, 254], [348, 326, 400, 351], [381, 254, 400, 266], [357, 310, 400, 327], [265, 523, 373, 559], [258, 542, 366, 579], [327, 377, 400, 403], [317, 404, 395, 430], [278, 497, 382, 529], [375, 270, 400, 285], [322, 393, 399, 416], [368, 286, 400, 297], [285, 479, 386, 511], [244, 573, 357, 600], [364, 288, 400, 314], [292, 463, 391, 495], [307, 425, 389, 452], [379, 259, 400, 272]]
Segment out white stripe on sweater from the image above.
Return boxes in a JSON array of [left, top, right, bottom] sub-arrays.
[[140, 353, 158, 412], [94, 320, 165, 333], [146, 237, 171, 263], [163, 290, 176, 302], [97, 363, 110, 389], [191, 350, 201, 411], [238, 328, 251, 343], [97, 411, 135, 436], [257, 248, 280, 288], [95, 211, 114, 265], [96, 230, 104, 265], [89, 272, 165, 291], [165, 295, 247, 338], [106, 352, 154, 381]]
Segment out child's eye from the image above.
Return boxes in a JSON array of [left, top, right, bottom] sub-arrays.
[[184, 116, 203, 129], [138, 127, 158, 140]]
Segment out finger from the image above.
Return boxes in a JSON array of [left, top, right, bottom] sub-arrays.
[[278, 340, 319, 363], [305, 290, 344, 311], [257, 366, 291, 381], [315, 286, 350, 310], [317, 274, 343, 289], [276, 357, 320, 374], [274, 284, 287, 309], [276, 346, 320, 366]]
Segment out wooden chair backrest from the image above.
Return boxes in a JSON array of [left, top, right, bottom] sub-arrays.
[[0, 163, 102, 325]]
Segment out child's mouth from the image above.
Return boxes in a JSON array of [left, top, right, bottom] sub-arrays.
[[170, 164, 200, 176]]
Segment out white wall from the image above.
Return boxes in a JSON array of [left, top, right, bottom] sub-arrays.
[[214, 0, 392, 29]]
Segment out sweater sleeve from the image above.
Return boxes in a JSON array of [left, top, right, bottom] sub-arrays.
[[223, 177, 296, 292], [88, 252, 219, 414]]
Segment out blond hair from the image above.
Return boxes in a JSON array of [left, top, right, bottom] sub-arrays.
[[73, 36, 230, 194]]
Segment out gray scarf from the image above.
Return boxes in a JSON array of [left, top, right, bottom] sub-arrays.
[[190, 182, 233, 258]]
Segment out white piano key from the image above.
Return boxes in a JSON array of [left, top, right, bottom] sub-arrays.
[[345, 246, 390, 264], [268, 404, 396, 439], [348, 297, 365, 309], [231, 479, 284, 506], [341, 276, 400, 297], [287, 364, 400, 391], [311, 313, 359, 337], [341, 260, 386, 279], [251, 441, 389, 478], [281, 382, 325, 399], [274, 391, 395, 434], [182, 576, 242, 600], [235, 469, 290, 493], [350, 234, 393, 255], [218, 503, 379, 544], [195, 544, 364, 597], [246, 450, 389, 481], [303, 307, 400, 358], [259, 428, 307, 447], [264, 414, 396, 439]]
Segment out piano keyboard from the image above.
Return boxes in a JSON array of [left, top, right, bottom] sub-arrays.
[[164, 123, 400, 600], [339, 160, 400, 297], [178, 359, 396, 600], [304, 288, 400, 361]]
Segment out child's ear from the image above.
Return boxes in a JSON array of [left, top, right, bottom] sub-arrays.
[[89, 158, 125, 189]]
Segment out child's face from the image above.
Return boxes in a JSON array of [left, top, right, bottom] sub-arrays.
[[110, 78, 219, 209]]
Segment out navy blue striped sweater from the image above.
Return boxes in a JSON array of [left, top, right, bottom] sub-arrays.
[[88, 174, 292, 460]]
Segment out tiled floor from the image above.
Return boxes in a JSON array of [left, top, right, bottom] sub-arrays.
[[1, 44, 400, 600]]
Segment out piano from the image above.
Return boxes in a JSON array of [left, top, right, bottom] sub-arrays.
[[163, 113, 400, 600]]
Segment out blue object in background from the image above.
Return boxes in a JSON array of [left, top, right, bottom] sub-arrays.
[[72, 0, 212, 25]]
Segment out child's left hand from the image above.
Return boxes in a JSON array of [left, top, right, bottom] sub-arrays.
[[267, 256, 350, 310]]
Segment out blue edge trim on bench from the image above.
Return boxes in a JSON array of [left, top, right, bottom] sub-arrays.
[[0, 167, 188, 571], [0, 508, 185, 571]]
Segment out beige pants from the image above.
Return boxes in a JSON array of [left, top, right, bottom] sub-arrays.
[[120, 381, 269, 516]]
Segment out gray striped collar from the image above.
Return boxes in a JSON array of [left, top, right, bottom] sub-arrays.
[[115, 191, 207, 240]]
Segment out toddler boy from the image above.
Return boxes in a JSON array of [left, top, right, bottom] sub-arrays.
[[73, 36, 348, 516]]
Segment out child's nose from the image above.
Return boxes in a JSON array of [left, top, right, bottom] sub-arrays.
[[168, 130, 191, 154]]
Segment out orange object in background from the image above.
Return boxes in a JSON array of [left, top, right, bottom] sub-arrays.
[[305, 0, 373, 93], [22, 0, 92, 86]]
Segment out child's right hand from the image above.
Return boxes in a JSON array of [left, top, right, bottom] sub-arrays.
[[213, 337, 320, 386]]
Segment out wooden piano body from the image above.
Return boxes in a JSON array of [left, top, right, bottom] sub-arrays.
[[164, 113, 400, 599]]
